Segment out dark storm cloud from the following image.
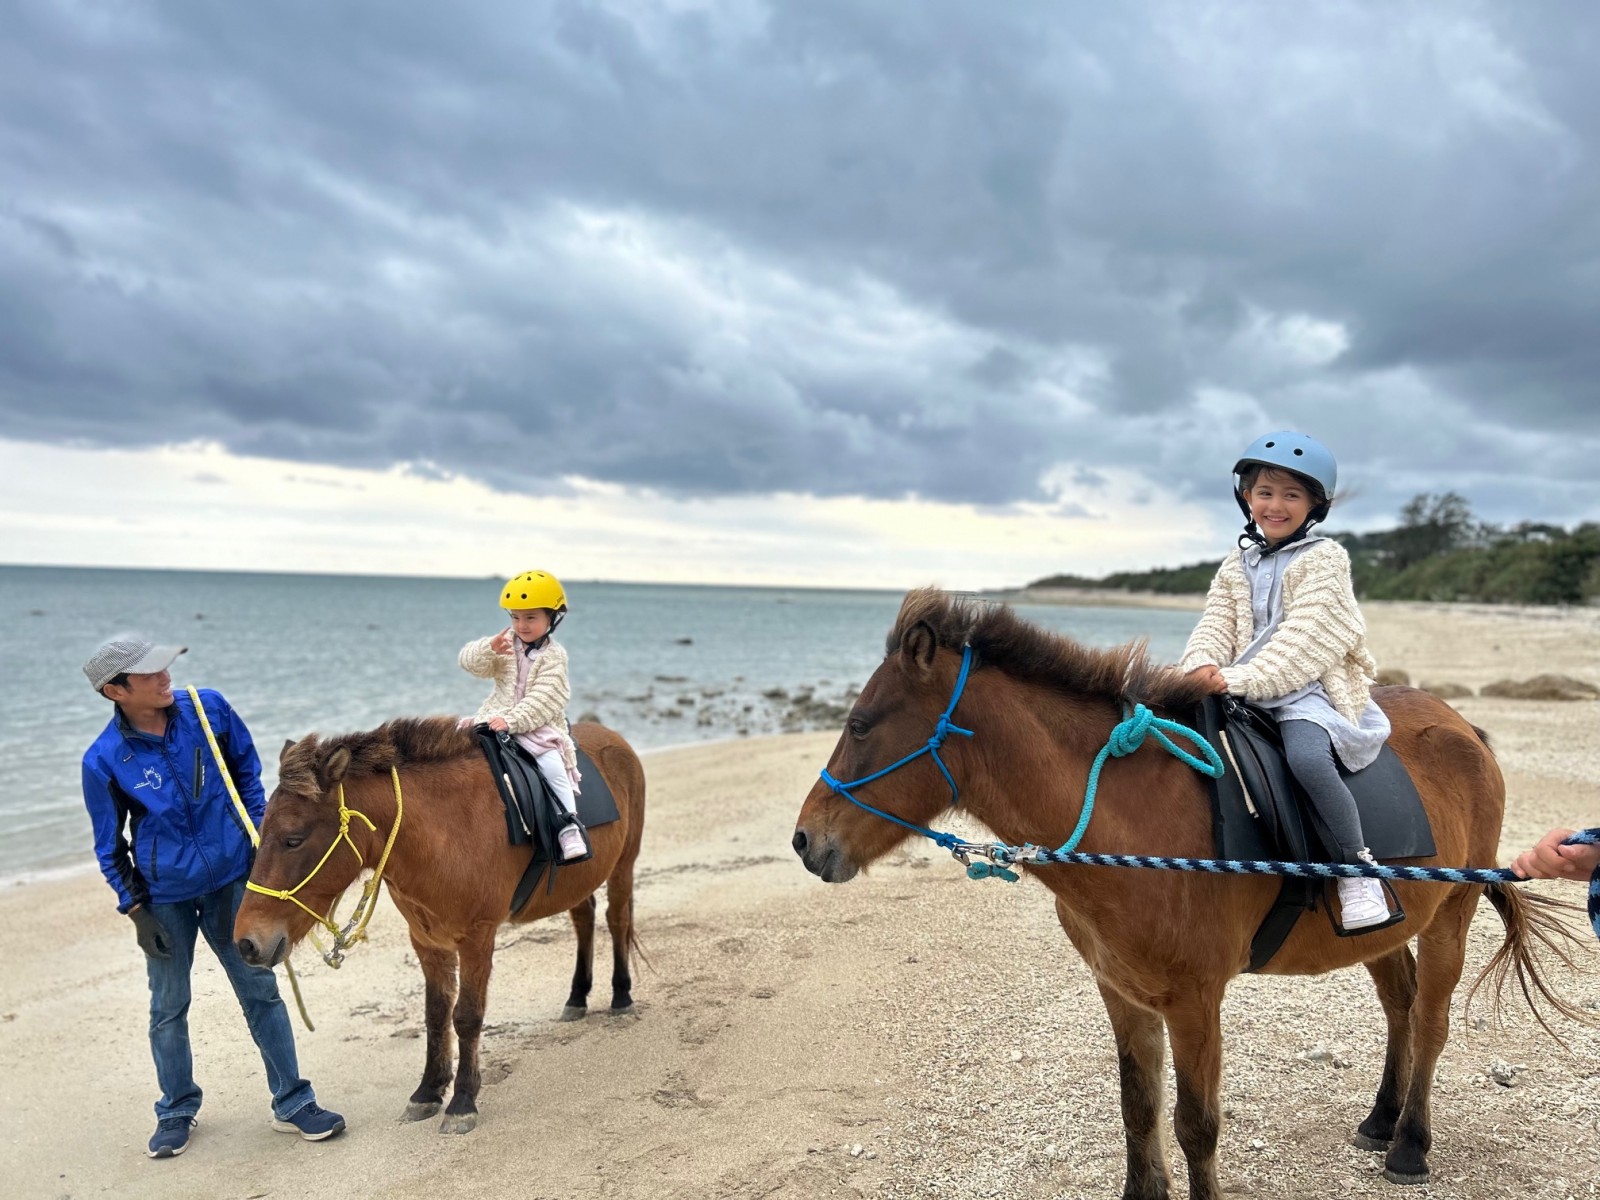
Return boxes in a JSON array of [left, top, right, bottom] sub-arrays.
[[1, 0, 1597, 526]]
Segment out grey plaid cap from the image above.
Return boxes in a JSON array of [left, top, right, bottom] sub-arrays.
[[83, 637, 187, 690]]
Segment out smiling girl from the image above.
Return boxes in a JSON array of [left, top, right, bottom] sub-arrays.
[[1179, 432, 1395, 931]]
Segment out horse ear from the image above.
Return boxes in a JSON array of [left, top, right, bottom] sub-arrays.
[[320, 746, 353, 789], [902, 620, 939, 674], [280, 739, 296, 764]]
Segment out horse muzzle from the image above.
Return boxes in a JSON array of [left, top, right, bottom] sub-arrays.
[[235, 931, 290, 969], [791, 827, 860, 883]]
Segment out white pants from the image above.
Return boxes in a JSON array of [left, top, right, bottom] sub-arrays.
[[532, 747, 578, 820]]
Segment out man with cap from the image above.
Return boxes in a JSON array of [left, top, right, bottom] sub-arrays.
[[81, 636, 346, 1159]]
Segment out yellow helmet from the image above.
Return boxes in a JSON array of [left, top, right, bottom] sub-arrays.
[[500, 570, 567, 613]]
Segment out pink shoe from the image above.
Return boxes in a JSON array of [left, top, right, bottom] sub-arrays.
[[557, 823, 588, 861]]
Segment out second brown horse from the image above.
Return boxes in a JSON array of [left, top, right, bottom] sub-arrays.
[[793, 589, 1583, 1197], [235, 718, 645, 1133]]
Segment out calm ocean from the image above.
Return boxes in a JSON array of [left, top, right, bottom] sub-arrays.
[[0, 565, 1201, 884]]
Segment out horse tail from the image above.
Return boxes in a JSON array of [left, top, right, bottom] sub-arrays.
[[1468, 883, 1592, 1041], [628, 926, 654, 974]]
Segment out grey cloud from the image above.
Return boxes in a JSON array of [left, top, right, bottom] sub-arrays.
[[0, 0, 1597, 530]]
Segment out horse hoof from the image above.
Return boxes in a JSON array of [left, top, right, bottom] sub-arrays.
[[1381, 1168, 1429, 1186], [559, 1005, 587, 1022], [1350, 1133, 1391, 1152], [439, 1112, 478, 1135], [609, 1000, 635, 1015], [402, 1101, 441, 1122]]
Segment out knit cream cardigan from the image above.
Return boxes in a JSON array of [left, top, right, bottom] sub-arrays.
[[1178, 539, 1379, 724], [459, 636, 577, 772]]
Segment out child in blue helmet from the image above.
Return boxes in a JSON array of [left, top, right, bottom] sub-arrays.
[[1180, 432, 1394, 930]]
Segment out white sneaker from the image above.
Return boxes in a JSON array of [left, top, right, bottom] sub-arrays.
[[1337, 876, 1390, 930], [557, 824, 587, 861]]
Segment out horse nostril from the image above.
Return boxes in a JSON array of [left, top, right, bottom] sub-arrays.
[[792, 829, 809, 857], [237, 938, 257, 963]]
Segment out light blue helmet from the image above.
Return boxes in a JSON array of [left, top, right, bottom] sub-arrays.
[[1232, 431, 1336, 526]]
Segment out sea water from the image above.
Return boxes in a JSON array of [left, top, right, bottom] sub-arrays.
[[0, 565, 1201, 882]]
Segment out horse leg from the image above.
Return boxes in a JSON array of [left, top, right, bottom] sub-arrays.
[[561, 894, 597, 1021], [1354, 946, 1416, 1151], [1096, 981, 1172, 1200], [1383, 890, 1476, 1185], [440, 928, 496, 1135], [605, 858, 636, 1012], [403, 940, 458, 1122], [1161, 987, 1225, 1200]]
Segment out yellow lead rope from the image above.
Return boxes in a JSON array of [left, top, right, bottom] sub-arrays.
[[186, 686, 316, 1030]]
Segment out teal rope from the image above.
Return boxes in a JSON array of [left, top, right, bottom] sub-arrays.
[[1057, 704, 1225, 854]]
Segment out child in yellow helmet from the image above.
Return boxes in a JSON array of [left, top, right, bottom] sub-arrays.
[[459, 571, 588, 862]]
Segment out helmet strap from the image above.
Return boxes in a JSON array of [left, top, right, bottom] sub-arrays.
[[1241, 512, 1323, 557], [518, 608, 564, 652]]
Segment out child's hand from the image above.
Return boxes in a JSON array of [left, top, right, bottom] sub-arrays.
[[1185, 664, 1230, 695], [490, 628, 514, 655], [486, 716, 509, 732]]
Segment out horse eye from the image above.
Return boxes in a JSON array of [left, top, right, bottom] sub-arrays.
[[282, 835, 305, 850], [847, 716, 871, 739]]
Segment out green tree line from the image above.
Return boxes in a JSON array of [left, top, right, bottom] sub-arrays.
[[1029, 492, 1600, 605]]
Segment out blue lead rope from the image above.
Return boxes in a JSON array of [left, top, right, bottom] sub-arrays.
[[985, 832, 1600, 942], [1058, 703, 1224, 854]]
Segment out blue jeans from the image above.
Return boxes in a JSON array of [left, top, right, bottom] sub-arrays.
[[145, 876, 315, 1122]]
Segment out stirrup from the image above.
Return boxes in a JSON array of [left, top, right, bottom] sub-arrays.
[[1326, 876, 1406, 937], [556, 819, 592, 864]]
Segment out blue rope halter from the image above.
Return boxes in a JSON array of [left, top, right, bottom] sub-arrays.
[[816, 644, 1225, 865], [819, 644, 977, 853]]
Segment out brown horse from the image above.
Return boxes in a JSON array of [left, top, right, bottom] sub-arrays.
[[234, 718, 645, 1134], [793, 590, 1583, 1198]]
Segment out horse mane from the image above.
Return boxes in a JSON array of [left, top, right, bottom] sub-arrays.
[[279, 716, 477, 795], [887, 587, 1214, 711]]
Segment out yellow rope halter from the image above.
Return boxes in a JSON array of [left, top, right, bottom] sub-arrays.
[[188, 686, 403, 981], [244, 769, 404, 969]]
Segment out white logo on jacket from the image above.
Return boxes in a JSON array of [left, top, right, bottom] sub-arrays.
[[133, 766, 163, 791]]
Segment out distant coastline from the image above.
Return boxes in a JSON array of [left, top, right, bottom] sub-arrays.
[[983, 586, 1205, 611]]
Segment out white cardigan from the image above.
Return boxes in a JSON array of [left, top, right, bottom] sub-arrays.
[[459, 636, 578, 774], [1179, 539, 1379, 724]]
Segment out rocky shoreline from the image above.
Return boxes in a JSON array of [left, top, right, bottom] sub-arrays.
[[575, 677, 863, 745]]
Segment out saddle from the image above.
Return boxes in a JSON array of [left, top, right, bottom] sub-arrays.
[[474, 728, 622, 915], [1196, 695, 1435, 971]]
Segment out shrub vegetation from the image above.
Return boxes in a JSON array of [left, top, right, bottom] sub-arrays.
[[1029, 492, 1600, 606]]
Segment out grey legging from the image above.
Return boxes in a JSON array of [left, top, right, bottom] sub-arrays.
[[1280, 718, 1367, 864]]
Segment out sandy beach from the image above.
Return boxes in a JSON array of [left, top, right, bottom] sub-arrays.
[[5, 601, 1599, 1200]]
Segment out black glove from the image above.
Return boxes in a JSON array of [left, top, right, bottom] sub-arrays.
[[130, 906, 173, 960]]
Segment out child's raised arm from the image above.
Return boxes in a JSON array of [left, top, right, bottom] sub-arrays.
[[458, 635, 505, 678]]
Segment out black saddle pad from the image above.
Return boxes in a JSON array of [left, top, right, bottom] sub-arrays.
[[1196, 695, 1434, 971], [474, 730, 621, 914], [1199, 695, 1434, 865]]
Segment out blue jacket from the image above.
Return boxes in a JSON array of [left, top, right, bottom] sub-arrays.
[[81, 688, 266, 912]]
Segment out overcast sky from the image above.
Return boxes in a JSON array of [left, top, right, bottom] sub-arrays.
[[2, 0, 1596, 588]]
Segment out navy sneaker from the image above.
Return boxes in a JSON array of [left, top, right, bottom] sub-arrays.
[[271, 1102, 346, 1141], [147, 1116, 194, 1158]]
